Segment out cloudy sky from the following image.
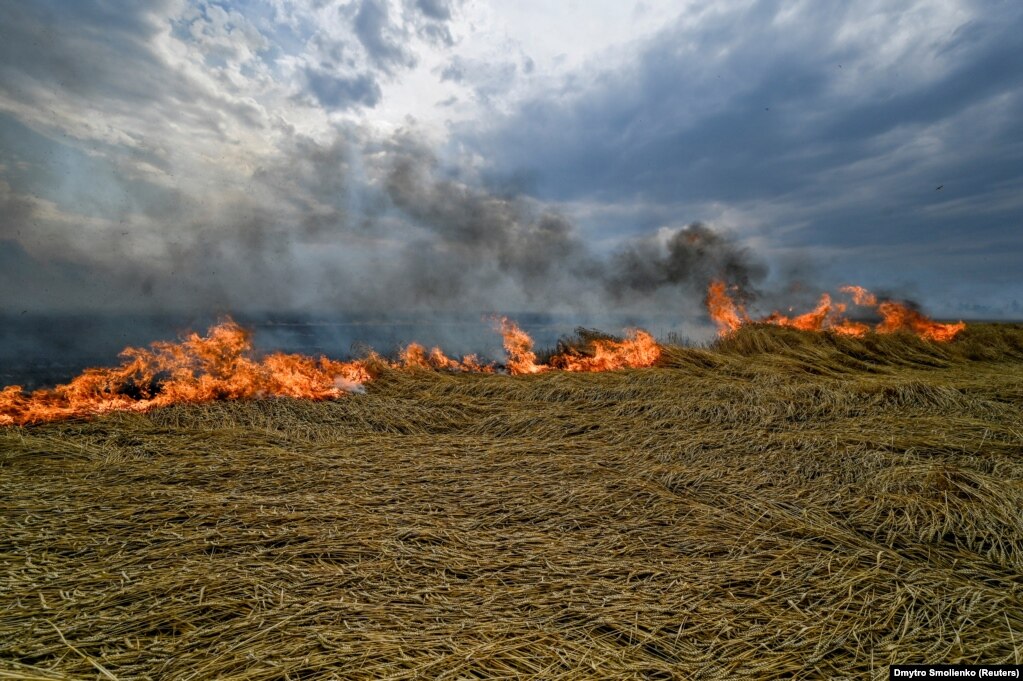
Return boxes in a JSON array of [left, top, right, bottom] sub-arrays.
[[1, 0, 1021, 321]]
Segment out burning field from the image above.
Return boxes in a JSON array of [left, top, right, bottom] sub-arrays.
[[5, 0, 1023, 677], [1, 291, 1022, 679], [0, 284, 969, 427]]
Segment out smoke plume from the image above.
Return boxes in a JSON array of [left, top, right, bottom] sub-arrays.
[[0, 126, 769, 383], [372, 134, 766, 315]]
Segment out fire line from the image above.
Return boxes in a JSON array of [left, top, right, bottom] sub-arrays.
[[1, 285, 965, 426]]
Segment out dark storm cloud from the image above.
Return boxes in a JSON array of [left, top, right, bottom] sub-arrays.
[[0, 1, 267, 135], [439, 62, 464, 83], [0, 182, 38, 243], [407, 0, 459, 45], [0, 1, 169, 105], [2, 0, 1020, 326], [459, 1, 1023, 312], [471, 4, 1023, 204], [0, 1, 384, 314], [0, 240, 131, 312], [304, 68, 382, 109], [414, 0, 452, 21], [351, 0, 417, 73]]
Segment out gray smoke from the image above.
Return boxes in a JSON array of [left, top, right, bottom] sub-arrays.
[[370, 134, 767, 316], [0, 126, 768, 382], [380, 139, 595, 309], [606, 223, 767, 304]]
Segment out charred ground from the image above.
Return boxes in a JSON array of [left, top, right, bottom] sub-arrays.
[[2, 324, 1023, 679]]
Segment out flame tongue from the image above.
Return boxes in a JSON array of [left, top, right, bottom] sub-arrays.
[[706, 281, 747, 335], [839, 285, 877, 307], [1, 315, 662, 425], [496, 317, 547, 375], [495, 318, 661, 375], [876, 302, 967, 342], [707, 281, 966, 342], [0, 280, 966, 428], [0, 319, 372, 426], [398, 343, 493, 373], [763, 293, 840, 332], [550, 330, 660, 372]]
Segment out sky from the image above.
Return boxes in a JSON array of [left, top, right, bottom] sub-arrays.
[[1, 0, 1021, 323]]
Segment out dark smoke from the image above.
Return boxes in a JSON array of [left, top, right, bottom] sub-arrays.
[[606, 223, 767, 303], [381, 140, 595, 306], [376, 134, 767, 314], [0, 126, 769, 384]]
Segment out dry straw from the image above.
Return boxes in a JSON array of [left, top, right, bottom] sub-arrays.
[[2, 323, 1022, 679]]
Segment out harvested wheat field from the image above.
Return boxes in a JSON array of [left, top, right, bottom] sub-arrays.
[[2, 324, 1023, 680]]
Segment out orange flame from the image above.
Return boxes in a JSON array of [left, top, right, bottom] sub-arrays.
[[495, 317, 661, 375], [399, 343, 495, 373], [399, 343, 456, 370], [495, 317, 547, 375], [706, 281, 748, 335], [707, 281, 966, 342], [763, 293, 843, 332], [2, 315, 660, 425], [550, 330, 661, 372], [839, 285, 877, 307], [6, 279, 965, 427], [876, 302, 967, 342], [0, 320, 372, 427]]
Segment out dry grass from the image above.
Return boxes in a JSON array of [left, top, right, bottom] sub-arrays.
[[2, 323, 1022, 679]]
